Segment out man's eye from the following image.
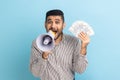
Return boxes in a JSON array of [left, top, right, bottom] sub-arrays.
[[47, 21, 52, 24], [55, 21, 60, 24]]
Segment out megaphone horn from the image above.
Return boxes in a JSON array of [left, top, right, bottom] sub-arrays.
[[36, 30, 55, 51]]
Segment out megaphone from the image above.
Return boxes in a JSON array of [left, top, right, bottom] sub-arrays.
[[36, 30, 55, 51]]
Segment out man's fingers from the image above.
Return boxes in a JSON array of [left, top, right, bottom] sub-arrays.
[[78, 32, 87, 39], [78, 32, 90, 43]]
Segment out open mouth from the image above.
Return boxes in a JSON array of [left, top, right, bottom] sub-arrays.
[[53, 31, 57, 34], [49, 30, 57, 37], [50, 30, 57, 35]]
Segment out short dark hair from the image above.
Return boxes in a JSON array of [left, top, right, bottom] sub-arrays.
[[45, 9, 64, 22]]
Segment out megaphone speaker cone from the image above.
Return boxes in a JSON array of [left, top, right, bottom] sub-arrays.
[[36, 33, 55, 51]]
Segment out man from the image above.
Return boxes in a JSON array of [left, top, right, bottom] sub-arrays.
[[30, 9, 90, 80]]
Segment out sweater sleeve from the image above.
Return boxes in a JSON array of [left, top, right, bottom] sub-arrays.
[[72, 39, 88, 74], [29, 40, 47, 77]]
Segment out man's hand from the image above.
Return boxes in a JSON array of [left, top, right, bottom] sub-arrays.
[[78, 32, 90, 48], [42, 51, 51, 59], [78, 32, 90, 55]]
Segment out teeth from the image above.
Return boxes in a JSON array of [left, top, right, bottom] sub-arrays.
[[52, 31, 57, 34], [49, 30, 56, 37], [53, 32, 56, 35]]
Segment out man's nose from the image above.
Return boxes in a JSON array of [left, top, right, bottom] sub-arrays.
[[51, 22, 56, 28]]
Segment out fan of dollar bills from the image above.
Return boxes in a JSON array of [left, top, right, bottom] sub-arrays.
[[69, 21, 95, 37]]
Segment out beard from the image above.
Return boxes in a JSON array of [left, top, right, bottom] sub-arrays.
[[54, 32, 63, 40]]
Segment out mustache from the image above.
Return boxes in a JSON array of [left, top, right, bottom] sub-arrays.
[[49, 28, 57, 32]]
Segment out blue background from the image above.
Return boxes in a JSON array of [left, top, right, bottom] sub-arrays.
[[0, 0, 120, 80]]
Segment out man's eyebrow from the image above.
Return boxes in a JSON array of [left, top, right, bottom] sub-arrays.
[[47, 19, 61, 21], [47, 19, 52, 21], [55, 19, 61, 21]]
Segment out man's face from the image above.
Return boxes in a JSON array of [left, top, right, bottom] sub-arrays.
[[45, 16, 65, 40]]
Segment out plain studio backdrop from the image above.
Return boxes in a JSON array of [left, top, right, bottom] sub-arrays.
[[0, 0, 120, 80]]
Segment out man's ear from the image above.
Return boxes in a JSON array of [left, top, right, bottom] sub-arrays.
[[63, 23, 66, 29]]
